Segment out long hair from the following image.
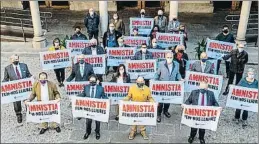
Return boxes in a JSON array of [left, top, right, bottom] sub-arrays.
[[151, 25, 160, 32], [116, 64, 127, 77], [53, 37, 61, 47]]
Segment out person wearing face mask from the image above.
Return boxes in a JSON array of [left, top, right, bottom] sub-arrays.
[[109, 13, 125, 35], [191, 52, 214, 74], [24, 72, 61, 134], [150, 38, 163, 49], [222, 43, 248, 95], [131, 27, 140, 37], [103, 23, 122, 48], [174, 25, 188, 49], [84, 8, 100, 40], [124, 76, 154, 140], [78, 74, 108, 140], [71, 26, 88, 40], [154, 10, 168, 33], [2, 54, 32, 123], [184, 81, 219, 144], [149, 25, 160, 41], [168, 16, 180, 33], [117, 37, 130, 47], [48, 38, 66, 87], [174, 45, 189, 78], [139, 9, 146, 18]]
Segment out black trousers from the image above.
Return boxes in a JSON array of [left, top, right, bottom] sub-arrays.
[[86, 118, 100, 134], [190, 128, 205, 139], [144, 79, 150, 87], [235, 109, 248, 120], [225, 71, 243, 92], [88, 31, 99, 40], [54, 68, 65, 83], [157, 103, 170, 116], [217, 60, 230, 75], [13, 101, 22, 116]]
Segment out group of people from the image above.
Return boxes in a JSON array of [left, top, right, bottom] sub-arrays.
[[2, 8, 257, 144]]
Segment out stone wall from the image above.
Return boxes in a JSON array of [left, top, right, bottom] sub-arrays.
[[69, 1, 117, 11], [1, 1, 22, 9], [164, 1, 214, 13]]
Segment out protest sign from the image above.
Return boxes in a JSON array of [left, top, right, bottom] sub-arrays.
[[226, 85, 258, 112], [66, 40, 94, 56], [119, 101, 157, 125], [185, 71, 223, 100], [64, 81, 89, 96], [206, 38, 236, 59], [106, 47, 136, 66], [26, 101, 61, 124], [123, 36, 150, 47], [186, 60, 218, 75], [156, 32, 183, 48], [126, 60, 157, 79], [129, 17, 154, 35], [102, 82, 131, 105], [150, 80, 184, 104], [181, 104, 221, 131], [1, 78, 34, 104], [74, 54, 106, 74], [40, 49, 72, 70], [71, 97, 110, 123], [149, 49, 172, 63]]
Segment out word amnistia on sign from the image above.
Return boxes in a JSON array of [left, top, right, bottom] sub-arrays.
[[123, 36, 150, 47], [126, 60, 157, 79], [226, 85, 258, 113], [66, 40, 94, 56], [119, 101, 157, 125], [149, 49, 172, 62], [64, 81, 89, 96], [129, 17, 154, 35], [156, 32, 183, 48], [181, 104, 221, 131], [106, 47, 136, 66], [186, 60, 217, 75], [1, 78, 34, 104], [26, 101, 61, 124], [40, 49, 72, 70]]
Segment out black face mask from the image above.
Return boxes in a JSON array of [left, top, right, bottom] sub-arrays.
[[141, 12, 145, 15], [76, 31, 81, 34], [137, 83, 144, 88], [13, 61, 19, 65], [178, 50, 184, 53], [79, 59, 84, 64], [92, 45, 97, 48], [173, 18, 177, 21], [90, 81, 96, 86], [223, 30, 228, 33]]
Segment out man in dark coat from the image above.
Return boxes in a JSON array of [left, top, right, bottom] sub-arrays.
[[84, 8, 100, 40]]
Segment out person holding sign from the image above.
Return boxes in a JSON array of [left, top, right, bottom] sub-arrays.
[[174, 45, 189, 78], [124, 76, 154, 140], [174, 25, 188, 49], [48, 38, 66, 87], [103, 23, 122, 48], [222, 43, 248, 95], [3, 54, 33, 123], [109, 13, 125, 35], [24, 72, 61, 134], [84, 8, 100, 40], [82, 38, 105, 55], [149, 38, 164, 50], [168, 16, 180, 33], [78, 74, 108, 140], [149, 25, 160, 40], [155, 52, 183, 122], [117, 37, 130, 47], [233, 68, 258, 127], [131, 28, 140, 37], [154, 10, 168, 33], [71, 26, 88, 40], [190, 52, 214, 74], [184, 81, 219, 144]]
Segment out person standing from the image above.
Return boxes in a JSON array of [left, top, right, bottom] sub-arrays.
[[117, 37, 130, 47], [139, 9, 146, 18], [78, 74, 108, 140], [109, 13, 125, 35], [149, 38, 163, 49], [190, 52, 215, 74], [168, 16, 180, 33], [24, 72, 61, 134], [84, 8, 100, 40], [222, 43, 248, 95], [174, 45, 189, 79], [154, 10, 167, 33], [71, 26, 88, 40], [3, 54, 32, 123], [124, 76, 154, 140], [149, 25, 160, 40], [103, 23, 122, 48]]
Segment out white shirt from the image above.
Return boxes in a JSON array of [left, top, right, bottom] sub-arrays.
[[117, 76, 124, 84], [201, 62, 206, 73], [92, 48, 97, 55], [168, 63, 173, 74], [89, 86, 97, 98], [13, 64, 22, 78], [142, 53, 146, 60], [198, 92, 207, 106], [40, 83, 49, 102], [79, 63, 85, 77]]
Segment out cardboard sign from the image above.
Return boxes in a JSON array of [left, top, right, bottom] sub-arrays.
[[106, 47, 136, 66], [123, 36, 150, 47], [186, 60, 218, 75], [126, 60, 157, 79], [129, 17, 154, 35], [66, 40, 94, 56], [149, 49, 172, 63], [64, 81, 89, 96], [156, 32, 183, 48]]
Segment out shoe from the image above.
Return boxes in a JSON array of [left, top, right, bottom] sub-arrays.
[[128, 131, 136, 140], [55, 127, 61, 133], [199, 138, 205, 144], [164, 112, 171, 118], [232, 118, 240, 124], [223, 91, 229, 95], [77, 118, 81, 120], [96, 133, 100, 140], [58, 83, 62, 87], [17, 115, 22, 123], [83, 133, 91, 140], [115, 116, 119, 121], [60, 83, 64, 87], [242, 120, 248, 127], [188, 137, 194, 143], [140, 131, 149, 140], [157, 116, 161, 123], [39, 128, 48, 134]]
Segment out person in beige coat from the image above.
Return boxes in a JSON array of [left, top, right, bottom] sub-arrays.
[[109, 13, 125, 35]]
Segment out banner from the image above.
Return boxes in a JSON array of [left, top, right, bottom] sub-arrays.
[[74, 54, 106, 74], [185, 71, 223, 100], [150, 80, 184, 104], [26, 101, 61, 124], [156, 32, 183, 48], [206, 38, 236, 59], [106, 47, 136, 66], [226, 85, 258, 112], [129, 17, 154, 35], [181, 104, 221, 131], [119, 101, 157, 126], [40, 49, 72, 70], [186, 60, 218, 75], [149, 49, 172, 63], [123, 36, 150, 47], [126, 60, 157, 79], [64, 81, 89, 96], [1, 78, 34, 104], [102, 82, 131, 105], [66, 40, 94, 56], [71, 96, 110, 123]]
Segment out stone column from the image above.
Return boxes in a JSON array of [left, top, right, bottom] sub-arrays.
[[169, 1, 178, 21], [99, 1, 108, 38], [29, 1, 46, 48], [235, 1, 252, 45]]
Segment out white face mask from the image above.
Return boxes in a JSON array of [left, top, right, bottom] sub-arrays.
[[152, 43, 157, 47], [113, 16, 118, 20], [109, 27, 115, 31], [90, 12, 94, 16], [119, 42, 124, 47], [54, 42, 59, 47], [166, 58, 173, 64], [248, 74, 255, 79], [238, 48, 244, 52], [141, 48, 147, 53]]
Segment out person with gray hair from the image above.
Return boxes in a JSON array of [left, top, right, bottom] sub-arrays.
[[233, 67, 258, 127], [154, 9, 168, 33], [84, 8, 100, 40]]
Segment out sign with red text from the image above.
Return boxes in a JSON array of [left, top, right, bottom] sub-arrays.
[[123, 36, 150, 47], [106, 47, 136, 66], [26, 101, 61, 123], [119, 101, 157, 125], [71, 97, 110, 122], [185, 71, 223, 100], [186, 60, 218, 75], [206, 38, 236, 59], [102, 82, 131, 105], [40, 49, 72, 70], [226, 85, 258, 112], [66, 40, 94, 56], [129, 17, 154, 35], [126, 60, 157, 79], [156, 32, 183, 48], [1, 78, 34, 104], [181, 104, 221, 131], [64, 81, 89, 96], [149, 49, 172, 62], [150, 80, 184, 104], [74, 54, 106, 74]]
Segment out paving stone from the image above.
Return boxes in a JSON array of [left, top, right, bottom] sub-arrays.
[[69, 130, 87, 142], [87, 130, 111, 143], [110, 131, 150, 143], [150, 134, 169, 143], [107, 120, 119, 131]]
